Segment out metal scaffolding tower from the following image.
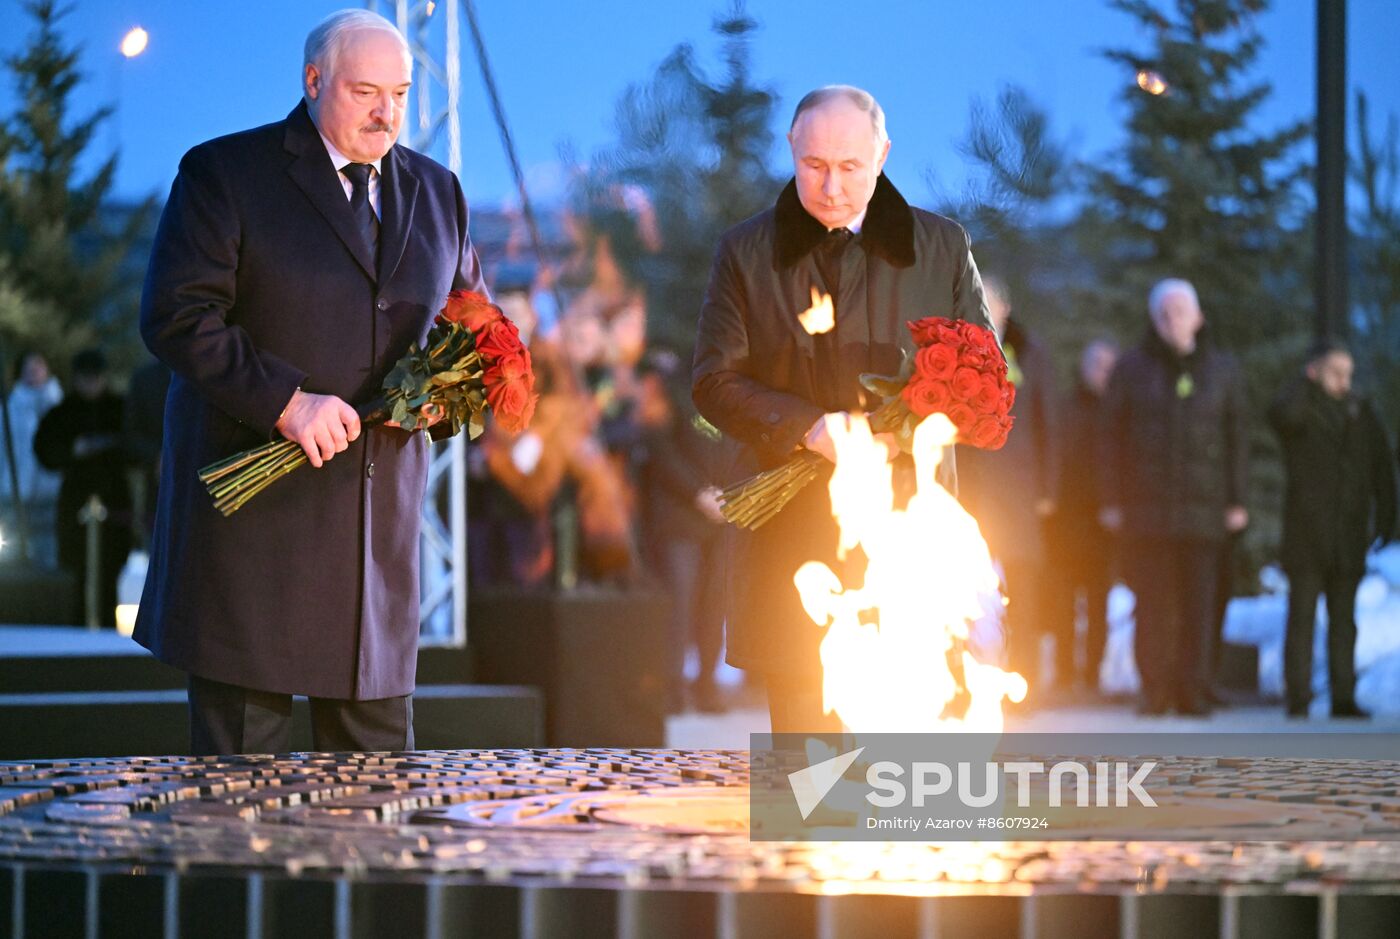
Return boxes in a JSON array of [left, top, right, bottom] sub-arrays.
[[365, 0, 467, 647]]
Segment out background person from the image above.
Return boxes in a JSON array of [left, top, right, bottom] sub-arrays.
[[1269, 339, 1396, 718], [1099, 278, 1248, 716], [0, 350, 64, 567], [33, 348, 131, 625], [1044, 338, 1118, 695], [956, 274, 1058, 698]]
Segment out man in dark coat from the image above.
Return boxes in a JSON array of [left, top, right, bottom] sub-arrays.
[[137, 10, 485, 754], [693, 85, 993, 733], [630, 362, 727, 713], [956, 276, 1058, 697], [1043, 339, 1118, 693], [1270, 340, 1396, 718], [33, 349, 132, 627], [1099, 279, 1248, 716]]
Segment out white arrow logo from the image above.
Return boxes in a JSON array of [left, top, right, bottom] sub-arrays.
[[787, 747, 864, 820]]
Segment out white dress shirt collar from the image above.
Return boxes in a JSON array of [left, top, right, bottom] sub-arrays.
[[828, 208, 867, 235], [316, 132, 383, 218], [317, 132, 383, 177]]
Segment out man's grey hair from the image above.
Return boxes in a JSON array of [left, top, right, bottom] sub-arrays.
[[303, 9, 409, 93], [789, 85, 888, 143], [1148, 278, 1199, 318]]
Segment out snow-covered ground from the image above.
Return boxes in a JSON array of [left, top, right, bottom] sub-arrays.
[[1100, 544, 1400, 716]]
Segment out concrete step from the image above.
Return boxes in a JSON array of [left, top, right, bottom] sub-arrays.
[[0, 684, 542, 760]]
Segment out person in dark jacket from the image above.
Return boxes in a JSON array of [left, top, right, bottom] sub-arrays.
[[693, 85, 994, 733], [1044, 339, 1118, 694], [1099, 279, 1249, 716], [33, 349, 132, 627], [631, 362, 728, 713], [957, 276, 1058, 697], [1270, 340, 1396, 718]]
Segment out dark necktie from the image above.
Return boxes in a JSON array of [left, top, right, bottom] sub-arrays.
[[342, 162, 379, 259], [815, 226, 854, 298], [812, 227, 853, 410]]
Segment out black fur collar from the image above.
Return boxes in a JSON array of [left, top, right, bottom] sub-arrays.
[[773, 173, 916, 271]]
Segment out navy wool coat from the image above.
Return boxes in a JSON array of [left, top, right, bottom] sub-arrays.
[[136, 102, 485, 700]]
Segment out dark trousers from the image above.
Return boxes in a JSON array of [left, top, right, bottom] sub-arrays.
[[661, 536, 724, 709], [765, 671, 842, 735], [1043, 533, 1112, 688], [1002, 560, 1045, 687], [1124, 538, 1220, 708], [1283, 566, 1360, 714], [188, 674, 415, 756]]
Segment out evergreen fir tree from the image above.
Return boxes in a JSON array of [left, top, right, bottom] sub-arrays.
[[1351, 91, 1400, 422], [577, 2, 780, 358], [0, 0, 154, 370], [1090, 0, 1311, 348], [935, 86, 1093, 376]]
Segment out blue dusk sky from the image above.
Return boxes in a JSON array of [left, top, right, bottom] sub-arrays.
[[2, 0, 1396, 211]]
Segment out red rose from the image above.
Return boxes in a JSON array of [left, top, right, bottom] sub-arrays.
[[945, 403, 977, 435], [907, 317, 943, 346], [438, 290, 502, 331], [915, 343, 959, 382], [951, 366, 983, 400], [902, 377, 953, 417], [476, 319, 525, 363], [959, 345, 992, 369], [967, 415, 1012, 449], [485, 349, 533, 387], [972, 373, 1004, 413], [486, 376, 537, 433]]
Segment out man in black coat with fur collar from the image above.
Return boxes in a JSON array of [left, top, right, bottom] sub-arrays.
[[1270, 340, 1396, 718], [693, 85, 994, 733]]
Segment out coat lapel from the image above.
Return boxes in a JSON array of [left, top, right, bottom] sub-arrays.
[[376, 145, 418, 286], [282, 102, 378, 282]]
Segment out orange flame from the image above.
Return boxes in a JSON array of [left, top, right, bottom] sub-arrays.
[[795, 413, 1026, 733], [798, 287, 835, 335]]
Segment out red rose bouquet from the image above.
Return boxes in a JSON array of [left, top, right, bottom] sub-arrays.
[[199, 290, 537, 516], [719, 317, 1013, 530]]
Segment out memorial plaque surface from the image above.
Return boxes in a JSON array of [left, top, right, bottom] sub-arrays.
[[3, 748, 1400, 897]]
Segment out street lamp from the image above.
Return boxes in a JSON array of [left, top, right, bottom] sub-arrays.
[[1136, 69, 1168, 96]]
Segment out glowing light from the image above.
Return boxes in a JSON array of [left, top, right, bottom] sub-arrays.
[[797, 287, 835, 335], [1136, 69, 1167, 96], [115, 604, 138, 637], [120, 27, 149, 59], [795, 412, 1026, 734]]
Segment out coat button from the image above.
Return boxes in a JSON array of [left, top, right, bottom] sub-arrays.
[[376, 298, 388, 311], [367, 462, 376, 478]]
